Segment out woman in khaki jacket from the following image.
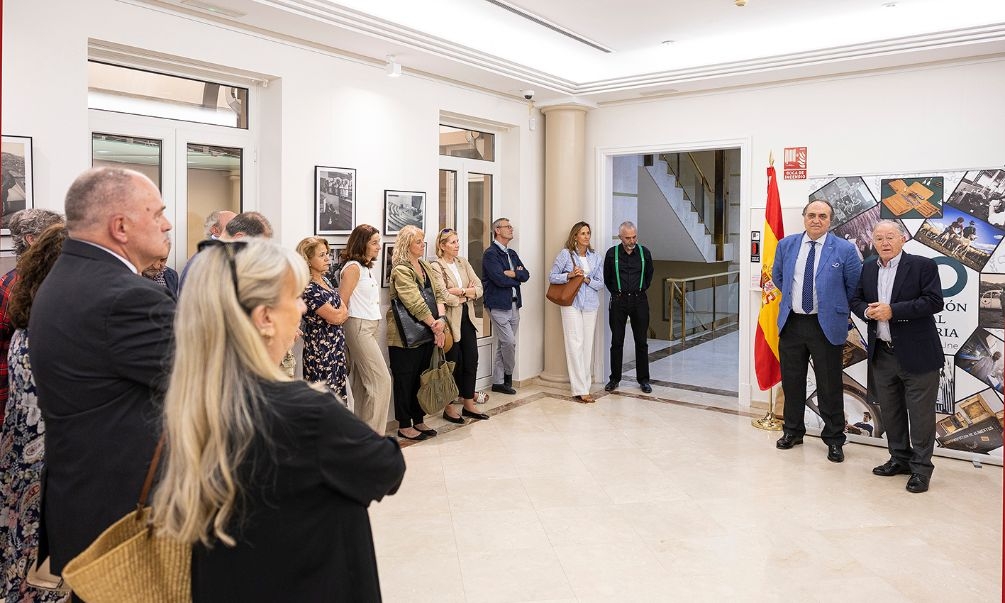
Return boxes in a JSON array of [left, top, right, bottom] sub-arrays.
[[430, 228, 490, 424], [386, 226, 448, 441]]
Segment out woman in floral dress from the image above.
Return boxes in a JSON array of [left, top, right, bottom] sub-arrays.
[[0, 224, 69, 602], [295, 237, 349, 399]]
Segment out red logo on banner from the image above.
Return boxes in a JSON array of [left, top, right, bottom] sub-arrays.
[[784, 147, 807, 180]]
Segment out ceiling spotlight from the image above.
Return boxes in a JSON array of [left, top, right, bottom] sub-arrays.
[[385, 55, 401, 78], [881, 2, 897, 6], [735, 0, 747, 6], [661, 40, 675, 46]]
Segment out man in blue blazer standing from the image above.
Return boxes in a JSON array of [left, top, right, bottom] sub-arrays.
[[851, 221, 943, 493], [772, 199, 862, 462], [483, 217, 530, 395]]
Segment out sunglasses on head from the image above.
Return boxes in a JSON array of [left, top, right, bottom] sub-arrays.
[[196, 239, 249, 302]]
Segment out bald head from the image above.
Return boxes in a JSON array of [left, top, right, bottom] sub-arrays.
[[64, 167, 172, 270]]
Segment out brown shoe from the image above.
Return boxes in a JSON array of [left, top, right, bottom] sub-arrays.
[[574, 394, 595, 403]]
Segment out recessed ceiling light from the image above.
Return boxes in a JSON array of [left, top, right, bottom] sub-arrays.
[[881, 2, 897, 7], [661, 40, 676, 46]]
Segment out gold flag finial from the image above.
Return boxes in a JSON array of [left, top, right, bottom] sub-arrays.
[[769, 150, 775, 167]]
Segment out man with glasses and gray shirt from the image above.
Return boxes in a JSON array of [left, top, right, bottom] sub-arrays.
[[482, 218, 529, 395]]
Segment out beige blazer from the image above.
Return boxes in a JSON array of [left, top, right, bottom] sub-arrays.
[[429, 256, 483, 341]]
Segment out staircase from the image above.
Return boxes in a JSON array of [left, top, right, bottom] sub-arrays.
[[640, 154, 734, 262]]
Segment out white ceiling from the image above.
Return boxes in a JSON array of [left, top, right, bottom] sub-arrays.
[[146, 0, 1005, 103]]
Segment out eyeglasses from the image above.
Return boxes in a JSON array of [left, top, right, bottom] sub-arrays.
[[496, 225, 513, 230], [440, 228, 455, 234], [196, 239, 249, 303]]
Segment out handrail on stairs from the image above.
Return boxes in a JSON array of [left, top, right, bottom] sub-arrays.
[[657, 153, 711, 236]]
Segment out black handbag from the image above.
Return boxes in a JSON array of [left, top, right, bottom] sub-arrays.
[[391, 286, 439, 347]]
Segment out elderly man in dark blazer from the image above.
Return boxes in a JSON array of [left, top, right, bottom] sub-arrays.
[[773, 199, 862, 462], [851, 220, 944, 493], [482, 217, 529, 395], [29, 167, 175, 574]]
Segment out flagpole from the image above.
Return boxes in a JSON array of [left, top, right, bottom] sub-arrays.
[[751, 384, 782, 430]]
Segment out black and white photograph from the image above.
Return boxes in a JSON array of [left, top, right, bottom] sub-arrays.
[[916, 204, 1003, 272], [831, 205, 909, 262], [325, 244, 345, 287], [936, 356, 957, 414], [809, 176, 877, 226], [979, 274, 1005, 331], [956, 328, 1004, 394], [842, 320, 868, 369], [315, 166, 355, 235], [383, 190, 425, 235], [382, 242, 394, 288], [1, 135, 34, 236], [946, 169, 1005, 228]]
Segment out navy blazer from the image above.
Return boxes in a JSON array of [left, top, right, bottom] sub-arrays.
[[28, 239, 176, 572], [773, 232, 862, 346], [482, 242, 530, 310], [850, 252, 944, 374]]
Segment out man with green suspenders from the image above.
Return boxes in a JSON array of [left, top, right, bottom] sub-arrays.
[[603, 221, 655, 393]]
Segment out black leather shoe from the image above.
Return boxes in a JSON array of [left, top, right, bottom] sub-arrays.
[[775, 434, 803, 449], [906, 473, 930, 493], [414, 426, 437, 437], [442, 411, 465, 424], [462, 408, 490, 420], [640, 381, 653, 394], [604, 380, 619, 392], [873, 459, 912, 477], [397, 430, 429, 441], [827, 444, 844, 463], [491, 383, 517, 395]]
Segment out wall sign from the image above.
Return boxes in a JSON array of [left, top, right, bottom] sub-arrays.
[[783, 147, 807, 180]]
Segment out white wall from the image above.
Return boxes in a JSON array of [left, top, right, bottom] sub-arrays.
[[1, 0, 546, 380], [586, 57, 1005, 406]]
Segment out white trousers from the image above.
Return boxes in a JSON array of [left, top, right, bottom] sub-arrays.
[[560, 306, 598, 396]]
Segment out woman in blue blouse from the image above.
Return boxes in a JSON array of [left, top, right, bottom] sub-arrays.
[[548, 221, 604, 402]]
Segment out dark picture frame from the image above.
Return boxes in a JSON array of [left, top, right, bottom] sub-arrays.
[[382, 242, 395, 288], [383, 190, 425, 235], [2, 135, 34, 239], [315, 166, 355, 235], [325, 243, 345, 287]]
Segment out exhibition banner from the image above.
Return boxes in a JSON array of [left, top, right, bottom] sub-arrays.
[[804, 170, 1005, 458]]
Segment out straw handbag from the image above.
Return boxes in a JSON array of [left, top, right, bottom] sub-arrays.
[[417, 346, 458, 415], [62, 438, 191, 602]]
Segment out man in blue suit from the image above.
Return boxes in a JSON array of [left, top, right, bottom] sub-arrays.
[[772, 199, 862, 462]]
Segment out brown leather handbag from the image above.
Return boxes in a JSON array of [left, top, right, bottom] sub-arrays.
[[546, 250, 584, 306]]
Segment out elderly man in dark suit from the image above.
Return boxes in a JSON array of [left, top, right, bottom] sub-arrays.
[[29, 167, 175, 574], [772, 199, 862, 462], [851, 220, 944, 493]]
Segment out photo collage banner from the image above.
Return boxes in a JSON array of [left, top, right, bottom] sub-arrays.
[[802, 169, 1005, 458]]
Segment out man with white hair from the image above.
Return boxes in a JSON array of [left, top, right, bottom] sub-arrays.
[[603, 221, 654, 394], [29, 167, 176, 574], [204, 209, 236, 239]]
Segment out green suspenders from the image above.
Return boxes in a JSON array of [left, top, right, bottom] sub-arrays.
[[614, 244, 645, 292]]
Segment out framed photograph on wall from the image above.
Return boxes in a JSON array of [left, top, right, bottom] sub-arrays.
[[383, 190, 425, 235], [325, 243, 345, 287], [382, 242, 395, 288], [315, 166, 355, 235], [2, 135, 34, 238]]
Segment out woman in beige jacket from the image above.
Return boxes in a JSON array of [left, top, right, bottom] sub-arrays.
[[385, 226, 448, 441], [430, 228, 490, 423]]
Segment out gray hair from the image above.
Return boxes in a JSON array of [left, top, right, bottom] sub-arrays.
[[225, 211, 273, 239], [64, 167, 145, 233], [8, 209, 64, 256], [491, 217, 510, 230], [203, 210, 232, 238], [873, 220, 907, 237], [618, 221, 637, 235]]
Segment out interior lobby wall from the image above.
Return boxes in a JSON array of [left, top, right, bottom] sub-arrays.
[[586, 57, 1005, 406]]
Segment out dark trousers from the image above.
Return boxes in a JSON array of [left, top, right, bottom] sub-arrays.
[[446, 305, 478, 399], [389, 343, 433, 428], [609, 292, 650, 382], [872, 343, 938, 477], [779, 313, 846, 444]]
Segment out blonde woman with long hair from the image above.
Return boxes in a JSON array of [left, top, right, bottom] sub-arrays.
[[385, 225, 447, 441], [153, 239, 404, 601]]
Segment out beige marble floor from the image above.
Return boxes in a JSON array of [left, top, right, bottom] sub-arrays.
[[371, 384, 1003, 602]]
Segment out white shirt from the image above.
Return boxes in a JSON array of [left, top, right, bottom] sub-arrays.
[[875, 252, 902, 343], [577, 254, 590, 274], [444, 259, 464, 290], [342, 260, 381, 320], [78, 239, 138, 274], [791, 232, 827, 315]]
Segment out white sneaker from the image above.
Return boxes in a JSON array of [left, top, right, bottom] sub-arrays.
[[475, 391, 490, 405]]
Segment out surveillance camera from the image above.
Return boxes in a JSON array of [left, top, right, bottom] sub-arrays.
[[522, 89, 535, 101]]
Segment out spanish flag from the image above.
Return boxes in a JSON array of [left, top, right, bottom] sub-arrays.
[[754, 164, 784, 390]]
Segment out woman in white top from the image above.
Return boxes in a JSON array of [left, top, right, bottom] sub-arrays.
[[548, 221, 604, 403], [429, 228, 490, 424], [339, 224, 392, 433]]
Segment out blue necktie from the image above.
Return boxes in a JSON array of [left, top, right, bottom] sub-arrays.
[[801, 241, 816, 314]]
